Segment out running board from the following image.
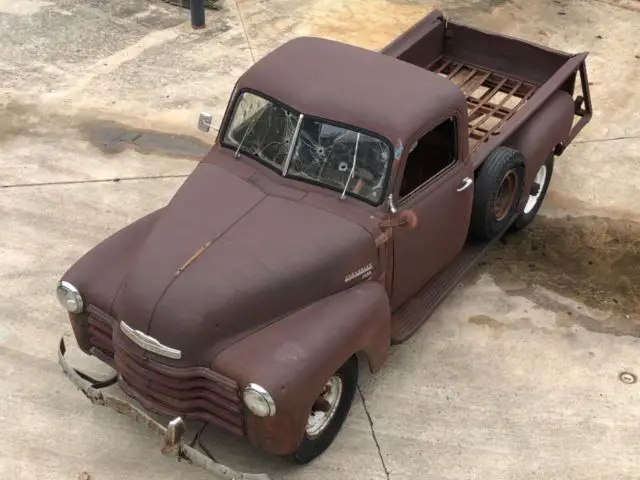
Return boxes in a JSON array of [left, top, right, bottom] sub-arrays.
[[390, 235, 500, 344]]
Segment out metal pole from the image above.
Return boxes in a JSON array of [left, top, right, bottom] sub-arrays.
[[190, 0, 205, 29]]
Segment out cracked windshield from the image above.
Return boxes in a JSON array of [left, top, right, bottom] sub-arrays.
[[223, 91, 391, 204]]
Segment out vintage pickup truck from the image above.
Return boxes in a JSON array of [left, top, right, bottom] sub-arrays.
[[56, 9, 593, 479]]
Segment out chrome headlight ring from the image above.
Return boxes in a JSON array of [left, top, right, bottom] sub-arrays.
[[56, 281, 84, 314], [242, 383, 276, 417]]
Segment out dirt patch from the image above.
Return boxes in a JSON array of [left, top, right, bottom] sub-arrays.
[[298, 0, 529, 56], [469, 314, 555, 337], [593, 0, 640, 12], [0, 101, 51, 144], [482, 215, 640, 320], [300, 0, 431, 51]]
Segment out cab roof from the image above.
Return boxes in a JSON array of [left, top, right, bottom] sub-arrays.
[[234, 36, 464, 148]]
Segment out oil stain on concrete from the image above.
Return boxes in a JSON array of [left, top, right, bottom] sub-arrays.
[[80, 119, 211, 160], [468, 314, 555, 338], [1, 100, 210, 161]]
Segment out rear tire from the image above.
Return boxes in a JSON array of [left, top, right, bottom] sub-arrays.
[[511, 154, 554, 231], [291, 356, 358, 464], [469, 146, 525, 241]]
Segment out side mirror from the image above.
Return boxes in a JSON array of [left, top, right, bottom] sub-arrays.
[[398, 210, 418, 229], [380, 209, 418, 229], [381, 194, 418, 230], [198, 112, 213, 132]]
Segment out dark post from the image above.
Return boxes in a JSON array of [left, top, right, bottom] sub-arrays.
[[190, 0, 205, 29]]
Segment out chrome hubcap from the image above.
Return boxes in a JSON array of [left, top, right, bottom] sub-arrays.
[[305, 376, 343, 438], [523, 164, 548, 214]]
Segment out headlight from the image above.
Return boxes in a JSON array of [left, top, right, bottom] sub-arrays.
[[56, 281, 84, 313], [242, 383, 276, 417]]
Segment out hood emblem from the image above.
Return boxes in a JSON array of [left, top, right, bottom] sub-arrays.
[[345, 263, 373, 283], [120, 321, 182, 360]]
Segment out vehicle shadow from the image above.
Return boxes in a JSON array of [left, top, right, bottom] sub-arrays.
[[187, 420, 295, 478]]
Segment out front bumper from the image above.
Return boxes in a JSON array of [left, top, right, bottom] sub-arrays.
[[57, 337, 270, 480]]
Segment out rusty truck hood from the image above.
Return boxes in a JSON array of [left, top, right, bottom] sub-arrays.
[[101, 162, 378, 364]]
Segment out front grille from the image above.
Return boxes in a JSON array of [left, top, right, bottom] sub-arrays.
[[87, 307, 115, 366], [115, 338, 245, 435], [84, 305, 245, 436]]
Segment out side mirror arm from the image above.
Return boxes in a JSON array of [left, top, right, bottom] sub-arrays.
[[379, 200, 418, 230], [387, 193, 398, 214], [379, 217, 410, 229]]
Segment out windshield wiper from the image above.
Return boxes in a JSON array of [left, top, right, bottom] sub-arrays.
[[281, 113, 304, 176], [234, 112, 263, 158], [341, 132, 361, 200]]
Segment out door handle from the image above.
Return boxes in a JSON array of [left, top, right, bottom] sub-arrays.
[[456, 176, 473, 192]]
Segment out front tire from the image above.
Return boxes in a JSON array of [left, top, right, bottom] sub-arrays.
[[291, 356, 358, 464]]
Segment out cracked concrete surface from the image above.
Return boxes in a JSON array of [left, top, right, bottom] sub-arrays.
[[358, 384, 391, 479], [1, 0, 639, 479]]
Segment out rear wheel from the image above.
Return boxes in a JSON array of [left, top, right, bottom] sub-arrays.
[[291, 356, 358, 464], [511, 155, 554, 231], [469, 146, 525, 241]]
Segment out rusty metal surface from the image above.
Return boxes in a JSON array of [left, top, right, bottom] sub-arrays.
[[57, 337, 270, 480], [87, 312, 115, 361], [85, 305, 246, 435], [380, 11, 589, 171], [56, 7, 593, 462]]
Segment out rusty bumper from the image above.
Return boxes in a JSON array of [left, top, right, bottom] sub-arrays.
[[57, 337, 270, 480]]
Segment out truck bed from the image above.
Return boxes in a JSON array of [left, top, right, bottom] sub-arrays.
[[382, 10, 593, 343], [426, 56, 539, 152], [382, 11, 592, 164]]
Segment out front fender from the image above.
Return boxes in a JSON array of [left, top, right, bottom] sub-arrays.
[[211, 280, 391, 455], [61, 208, 163, 353], [62, 208, 164, 311]]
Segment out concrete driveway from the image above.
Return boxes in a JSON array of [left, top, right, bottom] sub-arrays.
[[1, 0, 639, 478]]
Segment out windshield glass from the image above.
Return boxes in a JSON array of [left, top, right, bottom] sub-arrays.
[[223, 91, 392, 204]]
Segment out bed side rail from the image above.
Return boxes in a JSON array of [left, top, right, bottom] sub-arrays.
[[564, 58, 593, 149]]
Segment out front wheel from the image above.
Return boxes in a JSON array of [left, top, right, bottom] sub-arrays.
[[291, 356, 358, 464]]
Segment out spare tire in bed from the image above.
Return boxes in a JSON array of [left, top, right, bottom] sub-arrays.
[[469, 146, 525, 241]]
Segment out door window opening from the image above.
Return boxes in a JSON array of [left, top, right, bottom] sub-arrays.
[[399, 117, 458, 198]]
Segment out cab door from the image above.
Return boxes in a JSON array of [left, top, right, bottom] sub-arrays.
[[390, 115, 474, 310]]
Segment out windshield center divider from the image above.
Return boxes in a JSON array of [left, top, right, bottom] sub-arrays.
[[282, 113, 305, 176]]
